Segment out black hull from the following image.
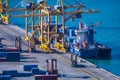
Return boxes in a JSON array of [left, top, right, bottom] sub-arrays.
[[97, 48, 111, 59], [80, 48, 111, 59]]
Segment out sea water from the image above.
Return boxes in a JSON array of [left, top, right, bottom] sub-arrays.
[[9, 0, 120, 76]]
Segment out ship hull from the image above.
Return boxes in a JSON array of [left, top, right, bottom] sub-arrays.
[[78, 48, 111, 59]]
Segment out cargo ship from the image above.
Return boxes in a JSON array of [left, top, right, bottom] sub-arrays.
[[65, 22, 111, 59]]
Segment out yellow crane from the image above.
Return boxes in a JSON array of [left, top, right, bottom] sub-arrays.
[[0, 0, 99, 53], [0, 0, 9, 24]]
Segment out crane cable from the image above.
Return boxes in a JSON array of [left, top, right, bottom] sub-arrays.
[[72, 0, 80, 4], [28, 6, 41, 24], [9, 1, 23, 17], [62, 0, 74, 7], [3, 1, 5, 4], [14, 1, 22, 8], [28, 5, 40, 16]]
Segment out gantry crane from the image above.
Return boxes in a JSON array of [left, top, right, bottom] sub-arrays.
[[0, 0, 99, 53], [0, 0, 9, 24]]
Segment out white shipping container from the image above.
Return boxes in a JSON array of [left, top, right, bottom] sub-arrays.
[[21, 0, 32, 8]]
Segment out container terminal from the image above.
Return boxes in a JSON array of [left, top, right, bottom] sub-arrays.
[[0, 0, 119, 80]]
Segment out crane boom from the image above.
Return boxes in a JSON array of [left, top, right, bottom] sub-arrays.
[[9, 9, 99, 18]]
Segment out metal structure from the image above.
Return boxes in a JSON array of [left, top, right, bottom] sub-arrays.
[[71, 54, 78, 67], [14, 36, 22, 52], [0, 0, 99, 53], [46, 59, 58, 74], [0, 0, 9, 24]]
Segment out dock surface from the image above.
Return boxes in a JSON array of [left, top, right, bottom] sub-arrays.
[[0, 24, 119, 80]]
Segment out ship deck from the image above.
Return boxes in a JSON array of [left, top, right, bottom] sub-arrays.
[[0, 23, 119, 80]]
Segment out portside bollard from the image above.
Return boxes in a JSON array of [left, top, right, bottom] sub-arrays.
[[71, 54, 78, 67], [15, 36, 22, 52], [46, 59, 58, 74]]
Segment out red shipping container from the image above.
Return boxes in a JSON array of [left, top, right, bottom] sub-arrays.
[[5, 47, 19, 52], [35, 74, 57, 80]]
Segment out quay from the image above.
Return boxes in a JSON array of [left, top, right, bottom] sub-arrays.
[[0, 23, 119, 80], [0, 0, 120, 80]]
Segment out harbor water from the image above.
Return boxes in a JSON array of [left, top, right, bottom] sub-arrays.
[[9, 0, 120, 76]]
